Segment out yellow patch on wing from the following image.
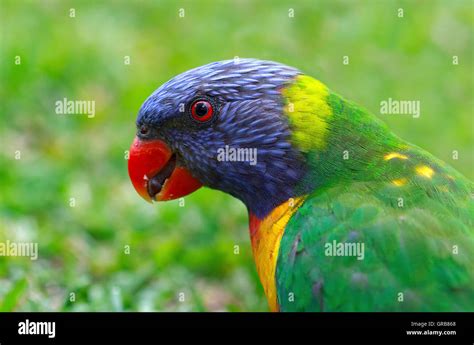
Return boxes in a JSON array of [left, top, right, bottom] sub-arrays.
[[384, 152, 408, 161], [250, 196, 306, 312], [281, 75, 332, 151], [416, 165, 435, 179], [391, 178, 407, 186]]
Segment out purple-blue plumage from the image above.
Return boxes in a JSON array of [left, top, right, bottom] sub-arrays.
[[135, 59, 310, 217]]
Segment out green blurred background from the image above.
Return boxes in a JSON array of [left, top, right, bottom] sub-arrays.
[[0, 0, 472, 311]]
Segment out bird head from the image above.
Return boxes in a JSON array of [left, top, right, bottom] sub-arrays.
[[128, 59, 310, 218]]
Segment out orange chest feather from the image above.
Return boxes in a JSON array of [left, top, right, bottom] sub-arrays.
[[249, 196, 306, 311]]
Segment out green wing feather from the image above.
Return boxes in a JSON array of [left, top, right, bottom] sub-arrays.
[[276, 177, 473, 311]]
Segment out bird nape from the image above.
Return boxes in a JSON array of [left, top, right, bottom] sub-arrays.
[[127, 58, 474, 312]]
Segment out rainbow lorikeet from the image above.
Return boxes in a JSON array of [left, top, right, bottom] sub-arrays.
[[128, 59, 474, 312]]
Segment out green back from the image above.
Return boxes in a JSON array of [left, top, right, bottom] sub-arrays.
[[275, 88, 474, 311]]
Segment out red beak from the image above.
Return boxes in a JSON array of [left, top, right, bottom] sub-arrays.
[[128, 137, 202, 202]]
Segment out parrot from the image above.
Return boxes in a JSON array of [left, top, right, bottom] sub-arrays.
[[127, 58, 474, 312]]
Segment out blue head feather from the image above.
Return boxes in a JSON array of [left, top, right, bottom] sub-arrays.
[[137, 59, 310, 218]]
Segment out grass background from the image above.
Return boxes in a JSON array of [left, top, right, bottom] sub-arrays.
[[0, 0, 472, 311]]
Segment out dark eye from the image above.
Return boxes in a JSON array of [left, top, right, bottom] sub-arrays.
[[139, 125, 149, 136], [191, 100, 214, 122]]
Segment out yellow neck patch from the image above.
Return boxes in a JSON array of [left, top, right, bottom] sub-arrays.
[[281, 75, 333, 152], [249, 196, 306, 311]]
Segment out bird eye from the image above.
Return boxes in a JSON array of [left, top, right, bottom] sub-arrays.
[[139, 125, 149, 136], [190, 100, 214, 122]]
